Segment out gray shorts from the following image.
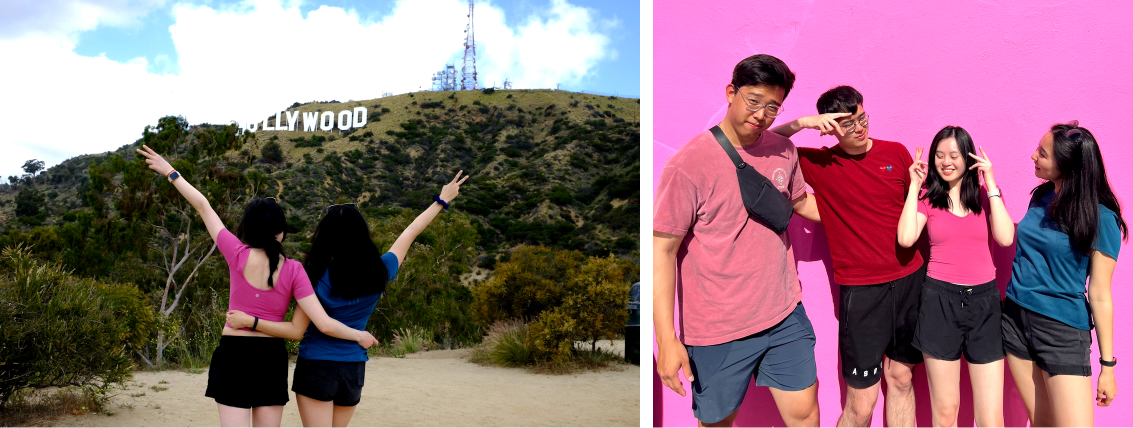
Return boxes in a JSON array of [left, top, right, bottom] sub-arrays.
[[1002, 298, 1092, 376], [686, 303, 817, 424]]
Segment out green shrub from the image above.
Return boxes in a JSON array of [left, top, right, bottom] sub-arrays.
[[261, 141, 284, 163], [472, 319, 535, 367], [0, 245, 155, 407]]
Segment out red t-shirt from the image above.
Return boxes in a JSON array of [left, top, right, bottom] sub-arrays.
[[797, 139, 924, 285], [654, 130, 807, 346]]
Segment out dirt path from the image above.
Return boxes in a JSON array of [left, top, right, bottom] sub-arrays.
[[50, 346, 638, 427]]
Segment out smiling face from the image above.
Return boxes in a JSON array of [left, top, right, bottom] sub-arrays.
[[1031, 131, 1061, 182], [934, 137, 966, 186], [726, 83, 785, 143]]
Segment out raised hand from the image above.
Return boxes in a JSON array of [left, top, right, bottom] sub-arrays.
[[226, 310, 254, 329], [967, 146, 996, 188], [439, 170, 470, 203], [799, 112, 851, 136], [909, 146, 928, 188], [134, 145, 174, 177]]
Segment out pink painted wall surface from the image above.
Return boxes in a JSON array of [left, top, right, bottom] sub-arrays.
[[653, 1, 1133, 426]]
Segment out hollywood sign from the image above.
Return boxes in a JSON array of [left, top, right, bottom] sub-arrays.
[[244, 107, 368, 133]]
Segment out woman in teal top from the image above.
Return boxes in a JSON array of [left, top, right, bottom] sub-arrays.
[[1002, 122, 1127, 427], [228, 171, 468, 427]]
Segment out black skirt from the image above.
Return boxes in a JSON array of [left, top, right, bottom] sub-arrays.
[[204, 335, 290, 408]]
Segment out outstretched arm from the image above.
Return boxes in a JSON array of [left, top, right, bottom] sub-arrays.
[[135, 145, 225, 242], [227, 306, 312, 341], [295, 295, 378, 348], [770, 113, 850, 138], [387, 170, 470, 264]]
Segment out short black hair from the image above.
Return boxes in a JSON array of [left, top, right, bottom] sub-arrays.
[[731, 54, 795, 98], [816, 85, 863, 114]]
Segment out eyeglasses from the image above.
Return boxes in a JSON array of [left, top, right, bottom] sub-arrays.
[[838, 113, 870, 133], [1064, 120, 1084, 143], [736, 91, 783, 118]]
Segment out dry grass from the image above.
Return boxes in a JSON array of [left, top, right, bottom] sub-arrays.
[[0, 387, 109, 426]]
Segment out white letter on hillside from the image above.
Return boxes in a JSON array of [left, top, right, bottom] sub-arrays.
[[286, 111, 301, 132], [246, 122, 258, 132], [261, 117, 274, 131], [353, 107, 367, 128], [303, 111, 318, 132], [273, 111, 285, 130], [320, 111, 334, 131], [337, 110, 352, 131]]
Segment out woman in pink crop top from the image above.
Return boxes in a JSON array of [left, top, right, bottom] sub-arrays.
[[896, 126, 1016, 427], [136, 145, 379, 427]]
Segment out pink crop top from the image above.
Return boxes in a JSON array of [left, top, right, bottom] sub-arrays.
[[217, 229, 314, 331]]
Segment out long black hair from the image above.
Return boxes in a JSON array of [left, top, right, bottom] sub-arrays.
[[235, 198, 288, 287], [304, 205, 388, 300], [1033, 122, 1128, 253], [922, 126, 982, 215]]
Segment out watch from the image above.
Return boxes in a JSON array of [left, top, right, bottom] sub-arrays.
[[167, 170, 180, 183], [1100, 357, 1117, 367], [986, 187, 1001, 198]]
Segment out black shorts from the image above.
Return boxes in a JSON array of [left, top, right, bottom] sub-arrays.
[[912, 278, 1005, 364], [1002, 298, 1093, 376], [838, 264, 926, 389], [291, 357, 367, 407], [205, 336, 290, 408]]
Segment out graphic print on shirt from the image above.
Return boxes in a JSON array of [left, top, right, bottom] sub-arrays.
[[771, 168, 788, 190]]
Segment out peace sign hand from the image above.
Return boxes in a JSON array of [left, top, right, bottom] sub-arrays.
[[909, 146, 929, 188], [967, 146, 996, 189], [439, 170, 470, 203], [134, 145, 174, 177]]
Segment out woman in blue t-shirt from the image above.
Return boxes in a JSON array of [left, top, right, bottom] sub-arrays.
[[1002, 122, 1127, 427], [227, 170, 468, 427]]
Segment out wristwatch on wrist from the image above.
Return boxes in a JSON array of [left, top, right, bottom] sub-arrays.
[[986, 187, 1001, 198], [167, 170, 180, 183], [1100, 357, 1117, 367]]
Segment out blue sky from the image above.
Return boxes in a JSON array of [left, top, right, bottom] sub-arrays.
[[0, 0, 640, 179]]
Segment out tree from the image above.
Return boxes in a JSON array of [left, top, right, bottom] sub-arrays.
[[261, 141, 284, 163], [22, 159, 45, 178], [134, 210, 216, 369], [14, 187, 44, 218]]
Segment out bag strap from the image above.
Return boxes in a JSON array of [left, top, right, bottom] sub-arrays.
[[709, 126, 751, 170]]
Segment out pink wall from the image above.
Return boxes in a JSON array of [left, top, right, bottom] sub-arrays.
[[653, 1, 1133, 426]]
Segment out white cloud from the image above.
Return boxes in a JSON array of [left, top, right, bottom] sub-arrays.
[[0, 0, 616, 179], [0, 0, 169, 39]]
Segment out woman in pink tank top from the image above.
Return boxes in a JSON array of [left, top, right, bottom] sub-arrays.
[[896, 126, 1016, 427], [136, 145, 379, 427]]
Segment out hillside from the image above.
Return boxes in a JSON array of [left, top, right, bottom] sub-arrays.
[[0, 89, 640, 267]]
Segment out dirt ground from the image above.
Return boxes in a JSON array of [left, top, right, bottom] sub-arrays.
[[47, 341, 638, 427]]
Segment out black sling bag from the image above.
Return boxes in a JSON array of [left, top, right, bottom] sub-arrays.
[[709, 125, 794, 234]]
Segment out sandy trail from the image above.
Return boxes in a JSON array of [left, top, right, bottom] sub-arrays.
[[50, 342, 637, 427]]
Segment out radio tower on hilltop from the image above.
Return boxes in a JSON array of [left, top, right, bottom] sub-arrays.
[[461, 0, 477, 90]]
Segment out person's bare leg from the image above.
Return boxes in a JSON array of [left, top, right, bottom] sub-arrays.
[[838, 382, 880, 427], [883, 358, 917, 427], [770, 383, 820, 427], [217, 403, 251, 427], [296, 394, 335, 427], [698, 408, 740, 427], [968, 359, 1004, 427], [250, 405, 284, 427], [1031, 364, 1055, 427], [1044, 371, 1094, 427], [332, 405, 358, 427], [1005, 354, 1037, 422], [923, 356, 961, 427]]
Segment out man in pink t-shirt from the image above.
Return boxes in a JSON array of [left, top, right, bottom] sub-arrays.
[[654, 54, 822, 427]]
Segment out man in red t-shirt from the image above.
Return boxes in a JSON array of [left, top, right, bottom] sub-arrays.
[[771, 86, 926, 427], [654, 54, 822, 427]]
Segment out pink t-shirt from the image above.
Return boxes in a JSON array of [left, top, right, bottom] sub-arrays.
[[654, 129, 807, 346], [216, 229, 314, 331], [917, 187, 997, 285]]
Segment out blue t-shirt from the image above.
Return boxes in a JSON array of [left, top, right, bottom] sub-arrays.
[[297, 252, 399, 361], [1006, 191, 1122, 330]]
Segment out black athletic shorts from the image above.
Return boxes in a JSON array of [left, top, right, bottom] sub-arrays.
[[291, 357, 367, 407], [912, 278, 1005, 364], [838, 263, 926, 389], [1002, 298, 1093, 376], [205, 336, 290, 408]]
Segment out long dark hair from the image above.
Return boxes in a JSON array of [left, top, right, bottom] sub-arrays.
[[235, 198, 288, 287], [1033, 122, 1128, 253], [304, 205, 388, 300], [922, 126, 982, 215]]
